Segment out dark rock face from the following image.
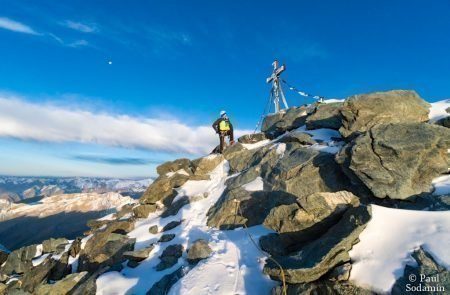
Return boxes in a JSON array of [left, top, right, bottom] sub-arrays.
[[159, 234, 176, 243], [262, 106, 311, 138], [162, 221, 182, 232], [436, 116, 450, 128], [271, 280, 373, 295], [124, 245, 154, 268], [0, 248, 8, 266], [306, 102, 343, 130], [187, 239, 212, 264], [336, 123, 450, 200], [222, 142, 257, 173], [156, 244, 183, 271], [161, 197, 189, 218], [339, 90, 430, 139], [69, 238, 82, 258], [147, 267, 188, 295], [49, 252, 71, 281], [264, 206, 371, 284], [392, 247, 450, 295], [21, 256, 57, 293]]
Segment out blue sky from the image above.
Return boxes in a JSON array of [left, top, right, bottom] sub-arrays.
[[0, 0, 449, 178]]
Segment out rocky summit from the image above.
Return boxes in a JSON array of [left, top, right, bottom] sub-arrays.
[[0, 90, 449, 295]]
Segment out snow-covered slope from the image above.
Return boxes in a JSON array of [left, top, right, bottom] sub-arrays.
[[429, 99, 450, 123], [96, 161, 277, 295]]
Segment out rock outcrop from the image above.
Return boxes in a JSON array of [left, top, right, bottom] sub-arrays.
[[262, 106, 311, 138], [336, 123, 450, 199], [339, 90, 430, 139], [187, 239, 212, 264], [306, 102, 343, 130], [264, 206, 371, 283]]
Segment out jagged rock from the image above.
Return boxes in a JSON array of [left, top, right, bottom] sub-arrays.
[[306, 102, 343, 130], [262, 107, 310, 138], [70, 266, 109, 295], [78, 233, 135, 273], [124, 245, 154, 263], [264, 191, 360, 233], [114, 203, 135, 219], [436, 116, 450, 128], [42, 238, 69, 254], [147, 266, 187, 295], [162, 221, 182, 232], [1, 244, 38, 275], [21, 256, 57, 293], [328, 262, 352, 281], [207, 188, 297, 229], [104, 219, 135, 235], [192, 154, 224, 176], [222, 142, 257, 173], [264, 206, 371, 284], [69, 238, 82, 258], [140, 175, 186, 206], [0, 283, 6, 294], [49, 252, 71, 281], [268, 148, 353, 199], [339, 90, 430, 139], [277, 131, 317, 145], [161, 197, 190, 218], [187, 239, 212, 264], [156, 244, 183, 271], [271, 280, 373, 295], [336, 123, 450, 200], [238, 133, 268, 144], [86, 219, 110, 231], [35, 272, 88, 295], [391, 247, 450, 295], [133, 204, 157, 218], [159, 234, 176, 243], [156, 158, 193, 176], [0, 248, 8, 265], [149, 225, 159, 234]]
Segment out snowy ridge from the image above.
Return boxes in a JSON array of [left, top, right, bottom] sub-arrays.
[[96, 161, 276, 295]]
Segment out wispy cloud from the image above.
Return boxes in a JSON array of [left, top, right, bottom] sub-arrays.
[[0, 94, 250, 155], [63, 20, 98, 33], [72, 154, 160, 165], [48, 33, 90, 48], [0, 17, 39, 35]]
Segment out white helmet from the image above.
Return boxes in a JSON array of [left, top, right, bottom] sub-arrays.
[[220, 110, 226, 117]]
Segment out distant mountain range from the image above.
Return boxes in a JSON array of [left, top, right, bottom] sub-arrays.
[[0, 176, 153, 203]]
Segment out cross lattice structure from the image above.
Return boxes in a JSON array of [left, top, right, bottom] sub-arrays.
[[266, 60, 289, 113]]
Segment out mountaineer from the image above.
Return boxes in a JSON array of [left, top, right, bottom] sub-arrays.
[[212, 110, 234, 153]]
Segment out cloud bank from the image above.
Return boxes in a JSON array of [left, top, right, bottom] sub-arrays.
[[0, 17, 39, 35], [0, 95, 250, 155]]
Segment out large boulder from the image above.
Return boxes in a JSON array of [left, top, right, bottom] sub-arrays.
[[262, 107, 310, 138], [192, 154, 224, 177], [264, 206, 371, 284], [147, 267, 187, 295], [140, 174, 186, 206], [207, 188, 297, 229], [35, 272, 89, 295], [42, 238, 69, 254], [222, 142, 257, 173], [1, 244, 38, 275], [339, 90, 430, 139], [277, 131, 317, 146], [21, 256, 57, 293], [306, 102, 344, 130], [133, 204, 157, 218], [264, 191, 360, 233], [187, 239, 212, 264], [156, 158, 193, 176], [268, 148, 353, 199], [336, 123, 450, 200], [155, 244, 183, 271]]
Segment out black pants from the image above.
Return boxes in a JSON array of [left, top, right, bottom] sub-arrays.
[[219, 131, 234, 153]]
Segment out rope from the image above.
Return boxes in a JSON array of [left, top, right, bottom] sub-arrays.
[[281, 78, 325, 102], [233, 199, 288, 295]]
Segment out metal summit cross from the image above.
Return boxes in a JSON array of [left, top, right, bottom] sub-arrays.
[[266, 60, 289, 113]]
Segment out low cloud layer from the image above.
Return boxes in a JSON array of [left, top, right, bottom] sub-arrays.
[[72, 154, 160, 165], [0, 95, 250, 155]]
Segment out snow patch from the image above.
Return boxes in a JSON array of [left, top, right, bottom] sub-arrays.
[[242, 139, 271, 150], [349, 205, 450, 293], [242, 177, 264, 192], [429, 99, 450, 123]]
